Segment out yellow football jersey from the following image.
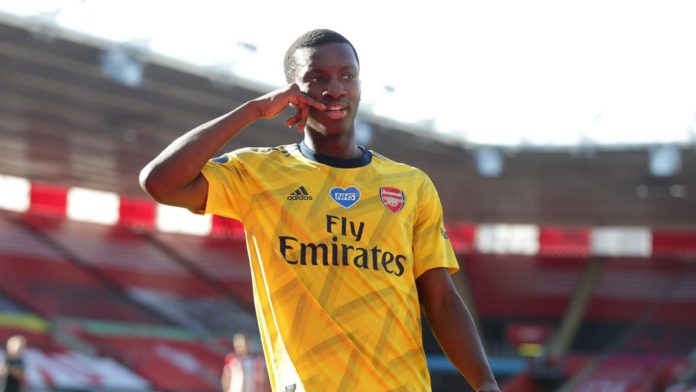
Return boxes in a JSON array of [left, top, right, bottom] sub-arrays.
[[200, 142, 459, 392]]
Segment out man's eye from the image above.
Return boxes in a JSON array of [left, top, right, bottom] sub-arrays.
[[343, 73, 356, 80], [309, 76, 323, 82]]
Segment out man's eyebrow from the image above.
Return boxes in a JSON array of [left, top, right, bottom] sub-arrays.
[[305, 65, 358, 73]]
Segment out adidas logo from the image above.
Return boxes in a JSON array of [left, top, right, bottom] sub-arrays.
[[287, 186, 313, 201]]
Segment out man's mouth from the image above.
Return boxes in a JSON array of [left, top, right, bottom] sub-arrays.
[[324, 105, 348, 120]]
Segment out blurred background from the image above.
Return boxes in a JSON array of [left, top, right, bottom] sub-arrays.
[[0, 1, 695, 391]]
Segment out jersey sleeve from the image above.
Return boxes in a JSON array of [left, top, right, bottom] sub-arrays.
[[198, 152, 252, 221], [412, 172, 459, 279]]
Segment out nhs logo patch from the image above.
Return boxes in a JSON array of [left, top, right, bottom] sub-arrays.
[[330, 187, 361, 208]]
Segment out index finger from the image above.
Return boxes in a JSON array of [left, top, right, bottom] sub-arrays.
[[296, 94, 326, 111]]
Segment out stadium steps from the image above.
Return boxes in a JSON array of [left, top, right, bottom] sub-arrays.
[[0, 316, 159, 390], [140, 228, 249, 312], [0, 212, 159, 324], [556, 356, 603, 392], [465, 254, 587, 319], [0, 280, 45, 317], [464, 253, 588, 359], [0, 314, 58, 352], [580, 259, 692, 351], [502, 373, 544, 392], [0, 289, 29, 314], [138, 229, 254, 313], [558, 354, 681, 392], [451, 259, 485, 341], [51, 317, 99, 356], [23, 214, 256, 333], [9, 213, 178, 326], [74, 321, 225, 391], [546, 256, 603, 358], [557, 265, 694, 391], [503, 373, 566, 392]]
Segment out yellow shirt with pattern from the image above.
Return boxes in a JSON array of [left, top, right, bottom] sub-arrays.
[[200, 143, 459, 392]]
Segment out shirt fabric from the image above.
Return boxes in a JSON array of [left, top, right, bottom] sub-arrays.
[[201, 143, 459, 392], [224, 353, 268, 392], [2, 357, 24, 392]]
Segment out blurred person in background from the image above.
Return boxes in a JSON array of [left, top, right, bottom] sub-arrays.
[[221, 332, 269, 392], [1, 335, 26, 392]]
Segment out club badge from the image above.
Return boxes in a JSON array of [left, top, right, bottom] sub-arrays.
[[380, 187, 405, 212]]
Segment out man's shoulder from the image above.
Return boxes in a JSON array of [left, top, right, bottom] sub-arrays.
[[224, 353, 237, 365], [234, 144, 296, 158], [370, 149, 427, 177], [6, 357, 23, 366], [213, 144, 298, 164]]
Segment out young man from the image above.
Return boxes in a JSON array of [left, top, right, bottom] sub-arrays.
[[141, 29, 499, 392], [1, 335, 26, 392], [222, 333, 270, 392]]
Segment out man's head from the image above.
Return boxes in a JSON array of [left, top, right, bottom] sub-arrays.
[[284, 29, 361, 137], [6, 335, 26, 357], [283, 29, 359, 84], [233, 332, 250, 357]]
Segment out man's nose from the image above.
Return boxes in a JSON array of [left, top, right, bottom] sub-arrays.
[[323, 77, 346, 99]]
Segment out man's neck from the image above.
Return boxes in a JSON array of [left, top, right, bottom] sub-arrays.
[[303, 131, 362, 159]]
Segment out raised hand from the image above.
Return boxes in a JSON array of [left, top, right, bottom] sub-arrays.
[[251, 83, 326, 132]]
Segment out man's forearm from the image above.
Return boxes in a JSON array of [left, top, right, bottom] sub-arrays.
[[221, 367, 231, 392], [8, 366, 23, 378], [424, 291, 498, 390], [140, 100, 259, 201]]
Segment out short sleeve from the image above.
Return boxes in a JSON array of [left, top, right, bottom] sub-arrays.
[[197, 153, 252, 221], [412, 173, 459, 279], [224, 353, 236, 366]]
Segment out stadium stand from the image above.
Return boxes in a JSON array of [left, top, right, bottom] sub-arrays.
[[457, 253, 587, 358], [467, 254, 587, 318], [0, 325, 62, 354], [567, 354, 687, 392], [1, 13, 695, 391], [0, 291, 26, 314], [19, 213, 256, 332], [78, 329, 225, 391], [152, 231, 254, 306], [0, 321, 152, 390], [0, 212, 163, 325], [571, 257, 696, 354]]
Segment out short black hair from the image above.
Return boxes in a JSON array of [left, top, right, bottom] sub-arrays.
[[283, 29, 359, 83]]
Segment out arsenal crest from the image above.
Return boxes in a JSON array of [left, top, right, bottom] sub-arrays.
[[380, 187, 405, 213]]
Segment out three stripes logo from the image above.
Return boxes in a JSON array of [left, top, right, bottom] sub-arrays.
[[287, 186, 313, 201]]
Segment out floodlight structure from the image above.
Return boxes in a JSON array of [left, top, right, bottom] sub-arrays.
[[355, 118, 373, 146], [475, 146, 504, 177], [649, 145, 681, 177], [99, 44, 146, 88]]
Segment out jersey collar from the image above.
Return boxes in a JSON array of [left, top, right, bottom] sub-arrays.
[[298, 142, 372, 168]]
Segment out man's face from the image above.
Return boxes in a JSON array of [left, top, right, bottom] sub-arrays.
[[293, 42, 361, 136], [6, 337, 25, 356], [233, 335, 249, 356]]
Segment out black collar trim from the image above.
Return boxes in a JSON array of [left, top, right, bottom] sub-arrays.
[[298, 142, 372, 168]]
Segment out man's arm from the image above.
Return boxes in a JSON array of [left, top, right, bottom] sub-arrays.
[[221, 364, 231, 392], [139, 84, 325, 210], [7, 364, 24, 379], [2, 360, 24, 380], [416, 268, 500, 392]]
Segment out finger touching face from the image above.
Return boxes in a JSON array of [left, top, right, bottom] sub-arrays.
[[292, 42, 361, 135]]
